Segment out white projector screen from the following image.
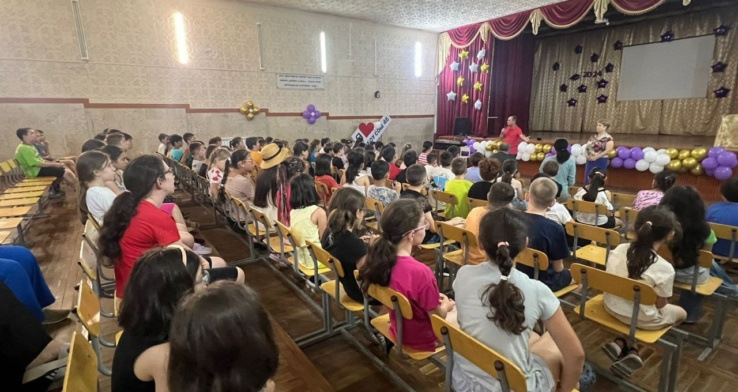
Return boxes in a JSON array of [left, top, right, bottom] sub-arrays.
[[617, 36, 716, 101]]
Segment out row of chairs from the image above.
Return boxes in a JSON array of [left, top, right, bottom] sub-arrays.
[[0, 159, 57, 245]]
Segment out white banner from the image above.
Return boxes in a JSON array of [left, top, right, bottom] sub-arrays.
[[351, 115, 392, 144], [276, 73, 324, 90]]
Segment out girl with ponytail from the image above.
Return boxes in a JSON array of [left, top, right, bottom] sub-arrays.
[[539, 138, 576, 199], [573, 167, 622, 228], [207, 147, 231, 199], [493, 159, 526, 211], [341, 150, 371, 195], [76, 150, 117, 225], [632, 170, 676, 210], [602, 205, 685, 375], [359, 199, 454, 352], [452, 208, 584, 392]]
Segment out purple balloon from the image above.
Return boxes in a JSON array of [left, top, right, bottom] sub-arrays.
[[546, 151, 556, 158], [714, 166, 734, 181], [618, 147, 631, 160], [708, 147, 725, 158], [705, 168, 715, 177], [610, 157, 624, 168], [467, 140, 475, 147], [567, 145, 572, 152], [702, 157, 719, 170], [313, 110, 321, 119], [623, 158, 636, 169], [469, 146, 477, 154], [630, 147, 644, 161], [307, 104, 315, 112], [717, 151, 738, 168], [307, 117, 316, 125], [302, 110, 310, 119]]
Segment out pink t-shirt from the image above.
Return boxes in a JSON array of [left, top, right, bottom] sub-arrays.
[[632, 190, 664, 210], [388, 255, 440, 352]]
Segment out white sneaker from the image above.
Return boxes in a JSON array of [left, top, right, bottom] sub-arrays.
[[192, 243, 212, 255]]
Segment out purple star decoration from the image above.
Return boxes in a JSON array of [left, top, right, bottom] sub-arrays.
[[567, 98, 578, 107], [613, 41, 623, 51], [560, 84, 568, 92], [661, 31, 674, 42], [714, 87, 731, 99], [575, 45, 583, 54], [711, 62, 727, 73], [577, 84, 587, 93], [570, 74, 581, 81], [714, 25, 729, 37], [552, 62, 560, 71], [597, 95, 608, 104], [302, 104, 322, 125], [597, 79, 608, 88], [605, 63, 615, 73], [591, 53, 599, 63]]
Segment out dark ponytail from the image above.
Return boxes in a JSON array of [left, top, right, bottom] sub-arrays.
[[478, 209, 529, 335], [322, 188, 365, 247], [553, 138, 571, 164], [76, 150, 110, 224], [344, 151, 365, 184], [360, 200, 422, 292], [626, 205, 679, 279], [583, 167, 606, 202], [218, 158, 232, 204], [654, 170, 677, 192], [99, 155, 167, 263], [500, 159, 517, 185]]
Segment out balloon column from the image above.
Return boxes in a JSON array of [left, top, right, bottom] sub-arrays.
[[701, 147, 738, 180], [516, 142, 558, 162]]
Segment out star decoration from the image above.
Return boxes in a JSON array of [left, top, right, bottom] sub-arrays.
[[473, 81, 483, 91], [570, 74, 581, 81], [613, 41, 623, 50], [480, 62, 490, 73], [714, 24, 729, 37], [459, 50, 469, 60], [461, 93, 470, 103], [597, 94, 608, 104], [577, 84, 587, 93], [552, 62, 560, 71], [457, 76, 464, 87], [597, 79, 608, 88], [446, 91, 457, 101], [661, 31, 674, 42], [574, 45, 583, 54], [469, 62, 479, 73], [477, 48, 486, 60], [591, 53, 600, 63], [711, 61, 727, 73], [714, 87, 731, 99], [449, 61, 459, 71], [605, 63, 615, 73], [474, 99, 483, 110], [559, 84, 568, 92], [567, 98, 578, 107]]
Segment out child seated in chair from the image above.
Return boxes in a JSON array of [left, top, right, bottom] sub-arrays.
[[573, 167, 622, 228], [444, 158, 473, 218], [464, 182, 515, 264], [632, 170, 676, 210], [367, 160, 401, 206], [706, 176, 738, 259], [289, 174, 327, 270], [400, 165, 463, 244], [602, 205, 686, 377], [431, 151, 454, 191]]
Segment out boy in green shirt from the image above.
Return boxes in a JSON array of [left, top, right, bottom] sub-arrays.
[[15, 128, 76, 198], [444, 157, 473, 218]]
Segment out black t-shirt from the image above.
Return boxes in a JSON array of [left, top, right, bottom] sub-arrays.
[[111, 332, 164, 392], [322, 230, 367, 302], [467, 181, 493, 201], [396, 169, 407, 185]]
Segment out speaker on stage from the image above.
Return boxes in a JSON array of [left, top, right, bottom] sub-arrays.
[[454, 117, 472, 136]]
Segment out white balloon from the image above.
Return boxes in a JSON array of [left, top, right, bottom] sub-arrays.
[[522, 153, 531, 162], [635, 159, 650, 172], [526, 144, 536, 154], [643, 147, 656, 155], [518, 142, 528, 152], [649, 163, 664, 174], [644, 151, 658, 163], [655, 154, 671, 166], [571, 144, 583, 157], [575, 155, 586, 165], [656, 149, 667, 155], [484, 151, 493, 158], [473, 142, 481, 151]]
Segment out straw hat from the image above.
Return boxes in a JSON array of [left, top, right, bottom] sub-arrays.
[[260, 143, 290, 170]]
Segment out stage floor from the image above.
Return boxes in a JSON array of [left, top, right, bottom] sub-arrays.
[[441, 132, 716, 150]]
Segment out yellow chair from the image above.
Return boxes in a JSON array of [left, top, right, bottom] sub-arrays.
[[0, 217, 26, 245], [568, 186, 580, 198], [571, 264, 685, 391], [430, 189, 458, 219], [468, 197, 487, 210], [567, 199, 614, 228], [0, 189, 45, 201], [72, 279, 115, 376], [275, 222, 329, 279], [62, 331, 99, 392], [565, 221, 620, 267], [225, 196, 262, 265], [401, 182, 427, 195], [0, 230, 10, 244], [365, 282, 444, 361], [437, 222, 480, 289], [431, 314, 527, 392], [315, 181, 330, 208], [611, 192, 636, 209], [250, 208, 293, 257], [617, 207, 639, 240], [515, 248, 578, 298], [709, 222, 738, 264], [364, 196, 385, 233]]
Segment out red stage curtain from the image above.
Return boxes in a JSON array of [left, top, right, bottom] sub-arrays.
[[436, 37, 493, 137], [489, 11, 533, 40], [487, 35, 536, 137], [540, 0, 594, 28], [447, 22, 485, 45], [610, 0, 665, 14]]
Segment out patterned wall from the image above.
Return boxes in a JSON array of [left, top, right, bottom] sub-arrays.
[[0, 0, 437, 156]]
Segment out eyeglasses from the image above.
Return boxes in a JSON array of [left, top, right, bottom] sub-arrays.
[[160, 168, 173, 178], [403, 222, 429, 237]]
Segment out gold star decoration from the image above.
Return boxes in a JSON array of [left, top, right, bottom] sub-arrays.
[[461, 93, 470, 103], [457, 76, 464, 87], [239, 100, 261, 120], [474, 81, 483, 91], [480, 62, 490, 73], [459, 49, 469, 60]]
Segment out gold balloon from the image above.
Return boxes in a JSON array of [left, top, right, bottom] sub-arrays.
[[690, 147, 707, 162], [666, 148, 679, 159], [485, 143, 494, 151], [607, 149, 617, 159], [247, 112, 255, 120], [543, 144, 552, 153], [689, 165, 704, 176], [253, 106, 261, 114], [246, 101, 253, 107], [492, 149, 499, 154], [534, 144, 543, 153], [666, 160, 682, 172], [239, 106, 248, 113], [678, 149, 692, 160], [681, 157, 698, 170], [536, 152, 546, 161]]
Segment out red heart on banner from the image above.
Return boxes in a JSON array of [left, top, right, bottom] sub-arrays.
[[358, 122, 375, 138]]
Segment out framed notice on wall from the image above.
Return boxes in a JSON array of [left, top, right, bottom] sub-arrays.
[[276, 73, 324, 90]]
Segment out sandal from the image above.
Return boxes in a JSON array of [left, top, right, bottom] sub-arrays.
[[610, 348, 643, 378], [602, 337, 627, 362]]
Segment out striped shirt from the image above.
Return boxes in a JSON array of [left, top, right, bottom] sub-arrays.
[[418, 152, 429, 165]]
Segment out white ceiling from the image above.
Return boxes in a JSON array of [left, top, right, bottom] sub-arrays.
[[237, 0, 564, 32]]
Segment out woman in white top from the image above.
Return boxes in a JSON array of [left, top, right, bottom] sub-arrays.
[[453, 208, 584, 392], [77, 150, 118, 225], [602, 205, 686, 377], [341, 150, 371, 195], [573, 167, 622, 228]]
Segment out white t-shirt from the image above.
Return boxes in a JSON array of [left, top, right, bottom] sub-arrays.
[[431, 167, 455, 190], [86, 186, 118, 225], [573, 187, 613, 226], [157, 143, 167, 155], [452, 262, 560, 391], [546, 202, 573, 225], [603, 243, 675, 322], [192, 159, 204, 173]]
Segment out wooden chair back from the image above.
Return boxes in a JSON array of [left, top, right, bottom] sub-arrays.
[[78, 240, 98, 281], [618, 207, 639, 240], [431, 315, 527, 392], [307, 240, 344, 277], [431, 190, 458, 206], [611, 192, 636, 208], [709, 222, 738, 261], [401, 182, 427, 195], [468, 198, 487, 209], [568, 186, 580, 198], [365, 197, 385, 226], [438, 222, 479, 248], [83, 217, 100, 249], [75, 279, 101, 338], [570, 263, 657, 305], [250, 208, 274, 234], [315, 181, 330, 207], [366, 283, 414, 320], [565, 221, 621, 247], [567, 199, 609, 216], [658, 245, 714, 269], [515, 248, 550, 280], [62, 332, 98, 392]]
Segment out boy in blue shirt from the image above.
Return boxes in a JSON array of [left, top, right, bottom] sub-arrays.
[[706, 176, 738, 259]]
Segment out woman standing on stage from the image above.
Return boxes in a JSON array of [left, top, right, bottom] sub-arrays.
[[584, 120, 614, 185]]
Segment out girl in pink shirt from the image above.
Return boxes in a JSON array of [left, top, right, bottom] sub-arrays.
[[359, 199, 456, 352], [632, 170, 676, 210]]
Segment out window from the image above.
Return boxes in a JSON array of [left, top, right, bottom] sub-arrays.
[[414, 41, 422, 77], [174, 12, 189, 64], [320, 31, 327, 73]]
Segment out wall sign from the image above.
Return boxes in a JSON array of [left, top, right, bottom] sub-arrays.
[[351, 115, 392, 144], [276, 73, 324, 90]]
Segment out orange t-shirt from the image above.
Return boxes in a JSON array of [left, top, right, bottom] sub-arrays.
[[464, 206, 491, 264]]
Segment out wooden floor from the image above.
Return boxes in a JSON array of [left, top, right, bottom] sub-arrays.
[[30, 190, 738, 391]]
